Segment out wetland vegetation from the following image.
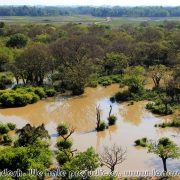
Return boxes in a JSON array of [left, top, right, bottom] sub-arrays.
[[0, 5, 180, 179]]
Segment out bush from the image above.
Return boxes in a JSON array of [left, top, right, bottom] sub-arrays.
[[29, 92, 40, 103], [0, 124, 10, 134], [134, 137, 148, 147], [5, 96, 15, 107], [7, 122, 16, 130], [115, 90, 130, 101], [134, 139, 141, 146], [45, 88, 56, 97], [51, 73, 60, 81], [34, 87, 46, 99], [139, 141, 147, 147], [88, 80, 98, 88], [3, 134, 13, 143], [14, 94, 29, 106], [56, 139, 73, 150], [108, 115, 118, 125], [98, 121, 107, 131], [56, 151, 69, 165], [98, 76, 112, 86], [57, 124, 68, 136]]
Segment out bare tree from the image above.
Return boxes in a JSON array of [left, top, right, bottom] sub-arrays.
[[109, 104, 112, 118], [98, 144, 127, 174], [96, 105, 101, 131]]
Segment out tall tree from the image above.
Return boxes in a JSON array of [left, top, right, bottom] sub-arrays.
[[148, 137, 180, 173]]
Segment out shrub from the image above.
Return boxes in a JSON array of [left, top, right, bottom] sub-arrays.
[[7, 122, 16, 130], [134, 137, 148, 147], [45, 88, 56, 97], [110, 75, 121, 83], [88, 80, 98, 88], [139, 141, 147, 147], [0, 124, 10, 134], [51, 73, 60, 81], [134, 139, 141, 146], [5, 96, 15, 107], [34, 87, 46, 99], [98, 121, 107, 131], [57, 124, 68, 136], [108, 115, 118, 125], [29, 92, 40, 103], [56, 139, 73, 150], [115, 90, 130, 101], [14, 94, 29, 106], [98, 76, 112, 86], [56, 151, 69, 165], [3, 134, 13, 143]]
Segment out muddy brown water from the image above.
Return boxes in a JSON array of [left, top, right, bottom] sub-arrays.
[[0, 84, 180, 177]]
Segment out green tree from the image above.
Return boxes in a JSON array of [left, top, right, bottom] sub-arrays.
[[14, 123, 50, 147], [6, 33, 28, 48], [50, 36, 95, 95], [61, 147, 100, 180], [103, 52, 129, 75], [121, 66, 146, 93], [148, 137, 180, 173]]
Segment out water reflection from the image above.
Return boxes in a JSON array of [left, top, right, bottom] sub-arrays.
[[119, 101, 149, 126]]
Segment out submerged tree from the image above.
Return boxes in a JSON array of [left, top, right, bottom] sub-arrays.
[[148, 137, 180, 173]]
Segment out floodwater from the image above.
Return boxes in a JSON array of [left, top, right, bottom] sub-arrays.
[[0, 84, 180, 176]]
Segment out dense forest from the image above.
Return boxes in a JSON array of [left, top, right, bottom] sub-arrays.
[[1, 5, 180, 17]]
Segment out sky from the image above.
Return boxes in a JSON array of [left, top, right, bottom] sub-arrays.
[[0, 0, 180, 6]]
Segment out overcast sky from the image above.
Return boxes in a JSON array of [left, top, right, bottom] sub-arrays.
[[0, 0, 179, 6]]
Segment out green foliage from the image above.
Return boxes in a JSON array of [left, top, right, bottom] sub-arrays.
[[57, 123, 68, 136], [7, 122, 16, 130], [134, 137, 148, 147], [61, 147, 100, 180], [0, 144, 53, 174], [0, 124, 10, 134], [6, 33, 28, 48], [98, 76, 113, 86], [56, 151, 69, 165], [146, 103, 174, 115], [115, 90, 131, 101], [98, 75, 121, 87], [56, 139, 73, 150], [108, 114, 118, 125], [14, 123, 50, 147], [45, 88, 56, 97], [155, 115, 180, 128], [98, 121, 107, 131], [34, 87, 46, 99], [3, 134, 13, 143], [0, 86, 56, 107], [148, 137, 180, 172], [88, 80, 98, 88]]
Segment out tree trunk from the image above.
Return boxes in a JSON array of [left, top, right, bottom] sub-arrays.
[[162, 157, 167, 173]]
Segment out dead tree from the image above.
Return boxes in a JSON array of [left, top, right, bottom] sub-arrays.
[[109, 104, 112, 118], [96, 105, 101, 130], [98, 143, 127, 174]]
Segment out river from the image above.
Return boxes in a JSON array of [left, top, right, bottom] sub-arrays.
[[0, 84, 180, 176]]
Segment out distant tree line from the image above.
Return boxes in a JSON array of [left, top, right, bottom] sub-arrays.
[[1, 5, 180, 17]]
